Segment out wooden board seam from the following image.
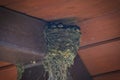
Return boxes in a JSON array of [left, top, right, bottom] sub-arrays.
[[92, 70, 120, 77], [79, 37, 120, 50]]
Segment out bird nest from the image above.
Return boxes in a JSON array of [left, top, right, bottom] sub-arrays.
[[42, 22, 81, 80]]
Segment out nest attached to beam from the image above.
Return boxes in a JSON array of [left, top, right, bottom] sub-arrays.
[[42, 22, 81, 80]]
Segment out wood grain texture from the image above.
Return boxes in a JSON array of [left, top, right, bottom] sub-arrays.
[[79, 40, 120, 75]]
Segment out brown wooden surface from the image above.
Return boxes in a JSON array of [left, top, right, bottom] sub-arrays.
[[0, 65, 17, 80], [80, 11, 120, 46], [5, 0, 120, 20], [0, 62, 12, 67], [93, 71, 120, 80], [79, 40, 120, 75], [0, 0, 19, 5], [0, 0, 120, 80]]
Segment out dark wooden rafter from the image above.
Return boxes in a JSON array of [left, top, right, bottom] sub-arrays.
[[0, 6, 47, 65]]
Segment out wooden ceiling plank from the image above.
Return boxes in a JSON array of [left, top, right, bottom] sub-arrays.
[[79, 40, 120, 75], [0, 65, 17, 80], [93, 71, 120, 80], [80, 11, 120, 46], [3, 0, 120, 21], [0, 0, 21, 5], [0, 61, 12, 67]]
